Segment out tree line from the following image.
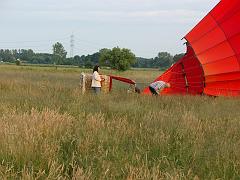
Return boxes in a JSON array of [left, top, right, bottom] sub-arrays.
[[0, 42, 184, 71]]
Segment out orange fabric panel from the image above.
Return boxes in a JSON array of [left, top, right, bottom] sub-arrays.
[[197, 41, 235, 64], [186, 15, 217, 43], [191, 27, 226, 54], [207, 81, 240, 90], [205, 71, 240, 83], [203, 56, 239, 76], [204, 79, 240, 96], [204, 88, 240, 96]]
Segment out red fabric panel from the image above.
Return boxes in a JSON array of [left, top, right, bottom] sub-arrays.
[[197, 41, 235, 64], [228, 34, 240, 55], [109, 75, 135, 85], [144, 0, 240, 97], [109, 77, 113, 91], [208, 81, 240, 91], [220, 11, 240, 38], [204, 88, 240, 97], [185, 0, 240, 96], [191, 27, 226, 54], [186, 15, 217, 43], [204, 79, 240, 96], [205, 72, 240, 83], [203, 56, 239, 76], [210, 0, 240, 23], [182, 53, 205, 92], [143, 46, 204, 95]]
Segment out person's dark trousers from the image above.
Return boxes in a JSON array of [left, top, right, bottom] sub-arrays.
[[92, 87, 101, 94], [149, 86, 158, 96]]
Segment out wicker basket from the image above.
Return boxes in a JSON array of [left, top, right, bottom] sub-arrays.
[[80, 73, 110, 94]]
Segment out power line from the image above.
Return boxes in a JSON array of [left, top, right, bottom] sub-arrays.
[[74, 36, 113, 48]]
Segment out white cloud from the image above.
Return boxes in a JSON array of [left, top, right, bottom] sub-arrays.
[[6, 8, 205, 25], [2, 0, 217, 24]]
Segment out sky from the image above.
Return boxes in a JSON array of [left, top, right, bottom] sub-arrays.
[[0, 0, 219, 58]]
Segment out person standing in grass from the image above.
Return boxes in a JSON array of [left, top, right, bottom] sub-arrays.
[[91, 65, 104, 94], [149, 80, 171, 96]]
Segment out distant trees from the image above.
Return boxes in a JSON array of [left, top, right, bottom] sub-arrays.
[[52, 42, 67, 65], [133, 52, 185, 70], [0, 49, 55, 64], [19, 49, 34, 62], [0, 49, 16, 62], [32, 53, 54, 64], [72, 55, 81, 66], [154, 52, 173, 69], [100, 47, 136, 71], [173, 53, 185, 63], [0, 49, 36, 63], [132, 57, 151, 68], [0, 45, 185, 70]]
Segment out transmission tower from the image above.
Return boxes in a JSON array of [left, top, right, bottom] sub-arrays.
[[70, 34, 74, 58]]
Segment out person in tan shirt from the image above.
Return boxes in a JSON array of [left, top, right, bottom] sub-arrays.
[[91, 65, 104, 94]]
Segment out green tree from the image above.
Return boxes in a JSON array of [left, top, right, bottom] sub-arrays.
[[19, 49, 34, 62], [84, 55, 93, 68], [99, 48, 111, 66], [0, 49, 15, 62], [73, 55, 82, 66], [100, 47, 136, 71], [153, 52, 173, 70], [173, 53, 185, 63], [52, 42, 67, 65]]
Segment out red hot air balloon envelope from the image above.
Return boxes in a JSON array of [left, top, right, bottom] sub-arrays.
[[143, 0, 240, 96]]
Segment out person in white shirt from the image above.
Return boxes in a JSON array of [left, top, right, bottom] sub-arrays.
[[149, 80, 170, 96], [91, 65, 104, 94]]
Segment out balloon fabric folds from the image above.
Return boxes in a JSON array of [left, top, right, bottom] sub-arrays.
[[144, 0, 240, 96], [143, 45, 205, 95]]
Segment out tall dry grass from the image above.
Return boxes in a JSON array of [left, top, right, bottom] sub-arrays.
[[0, 65, 240, 179]]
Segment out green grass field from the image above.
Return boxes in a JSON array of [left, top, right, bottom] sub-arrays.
[[0, 64, 240, 179]]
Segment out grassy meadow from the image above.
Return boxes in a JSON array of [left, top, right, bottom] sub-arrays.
[[0, 64, 240, 179]]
